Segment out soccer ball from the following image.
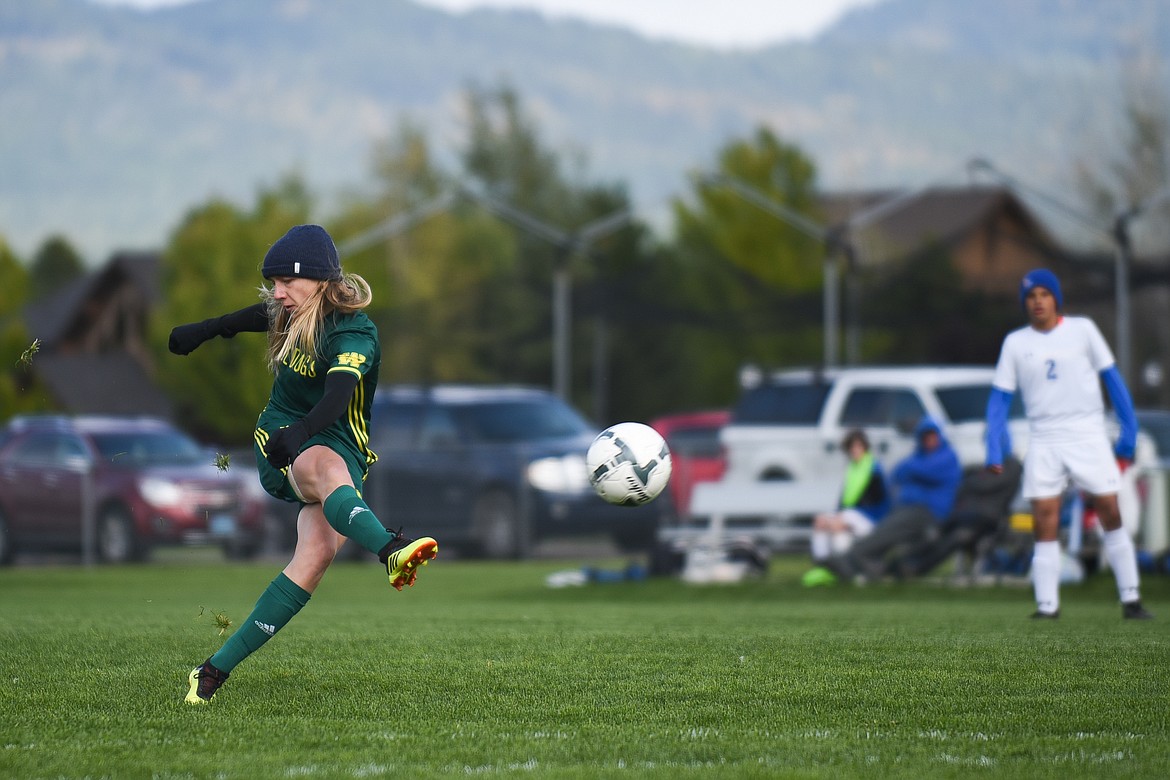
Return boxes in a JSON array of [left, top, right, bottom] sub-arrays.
[[586, 422, 672, 506]]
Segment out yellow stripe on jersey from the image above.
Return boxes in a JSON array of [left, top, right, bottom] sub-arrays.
[[327, 365, 364, 380], [345, 375, 378, 466]]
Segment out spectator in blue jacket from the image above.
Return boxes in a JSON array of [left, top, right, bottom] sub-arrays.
[[804, 416, 962, 586]]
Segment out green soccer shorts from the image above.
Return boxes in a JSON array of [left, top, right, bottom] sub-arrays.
[[254, 417, 369, 504]]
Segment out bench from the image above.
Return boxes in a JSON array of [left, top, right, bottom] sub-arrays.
[[657, 479, 840, 553]]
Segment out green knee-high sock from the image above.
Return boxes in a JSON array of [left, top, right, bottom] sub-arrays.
[[322, 485, 393, 555], [210, 572, 310, 673]]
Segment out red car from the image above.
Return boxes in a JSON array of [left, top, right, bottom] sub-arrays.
[[650, 410, 730, 518], [0, 415, 266, 564]]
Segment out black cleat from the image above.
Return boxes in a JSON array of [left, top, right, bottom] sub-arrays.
[[1122, 601, 1154, 620], [1029, 609, 1060, 620]]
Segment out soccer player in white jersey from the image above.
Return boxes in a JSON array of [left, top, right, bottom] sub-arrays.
[[985, 268, 1152, 620]]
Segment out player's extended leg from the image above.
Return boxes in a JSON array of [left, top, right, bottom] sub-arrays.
[[1029, 496, 1062, 618], [291, 445, 437, 590], [1091, 493, 1152, 619], [185, 504, 327, 704], [284, 501, 349, 592]]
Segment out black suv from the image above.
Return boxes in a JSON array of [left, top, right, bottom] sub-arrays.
[[0, 415, 266, 563], [361, 385, 664, 558]]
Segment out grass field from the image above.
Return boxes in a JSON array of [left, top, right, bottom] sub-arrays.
[[0, 551, 1167, 779]]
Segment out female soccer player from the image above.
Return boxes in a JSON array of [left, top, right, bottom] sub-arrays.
[[169, 224, 439, 703], [985, 268, 1151, 620]]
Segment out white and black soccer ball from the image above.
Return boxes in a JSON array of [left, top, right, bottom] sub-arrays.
[[586, 422, 672, 506]]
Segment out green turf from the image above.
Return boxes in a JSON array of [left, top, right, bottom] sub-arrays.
[[0, 553, 1167, 779]]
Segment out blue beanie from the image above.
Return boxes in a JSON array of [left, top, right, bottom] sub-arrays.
[[1019, 268, 1063, 311], [261, 224, 341, 281]]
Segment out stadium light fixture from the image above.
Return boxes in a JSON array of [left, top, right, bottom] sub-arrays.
[[699, 173, 844, 367], [336, 188, 631, 411], [336, 191, 460, 258], [702, 173, 966, 366], [454, 186, 632, 408]]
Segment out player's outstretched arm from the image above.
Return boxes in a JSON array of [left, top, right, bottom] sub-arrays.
[[1101, 366, 1137, 461], [168, 303, 269, 355], [984, 387, 1014, 470]]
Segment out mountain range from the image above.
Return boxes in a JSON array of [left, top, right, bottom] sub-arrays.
[[2, 0, 1168, 263]]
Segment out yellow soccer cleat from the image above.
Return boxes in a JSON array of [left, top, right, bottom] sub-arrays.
[[185, 659, 229, 704], [380, 532, 438, 591]]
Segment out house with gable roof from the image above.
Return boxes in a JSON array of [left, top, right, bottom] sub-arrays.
[[818, 185, 1067, 296], [20, 251, 174, 418]]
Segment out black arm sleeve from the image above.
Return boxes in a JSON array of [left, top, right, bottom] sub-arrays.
[[169, 303, 269, 355], [212, 303, 269, 337], [300, 370, 361, 437]]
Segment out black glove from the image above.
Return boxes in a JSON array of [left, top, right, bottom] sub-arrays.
[[168, 321, 213, 355], [265, 421, 310, 469]]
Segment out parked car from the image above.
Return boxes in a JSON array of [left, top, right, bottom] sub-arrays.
[[649, 410, 729, 518], [361, 385, 665, 559], [720, 365, 1031, 483], [0, 415, 266, 564]]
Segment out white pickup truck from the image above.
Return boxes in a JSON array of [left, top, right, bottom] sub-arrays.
[[657, 366, 1163, 563], [719, 365, 1031, 483]]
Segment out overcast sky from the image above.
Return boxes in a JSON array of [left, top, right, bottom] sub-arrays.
[[93, 0, 882, 50]]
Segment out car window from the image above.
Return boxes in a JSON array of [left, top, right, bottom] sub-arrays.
[[731, 383, 832, 425], [90, 430, 203, 464], [373, 400, 423, 447], [452, 399, 590, 442], [418, 406, 461, 449], [840, 388, 926, 429], [7, 432, 66, 464], [60, 435, 88, 459], [666, 426, 724, 458], [936, 384, 1025, 422]]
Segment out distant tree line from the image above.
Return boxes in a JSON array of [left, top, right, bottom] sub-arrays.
[[2, 82, 1165, 441]]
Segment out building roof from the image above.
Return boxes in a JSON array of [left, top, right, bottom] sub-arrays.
[[33, 351, 174, 419], [22, 252, 161, 349], [818, 185, 1057, 264]]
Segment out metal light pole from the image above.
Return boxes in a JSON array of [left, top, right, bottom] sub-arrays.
[[460, 188, 631, 403], [702, 174, 842, 367], [336, 188, 631, 410], [703, 173, 963, 367]]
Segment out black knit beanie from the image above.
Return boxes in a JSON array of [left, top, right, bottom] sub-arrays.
[[261, 224, 341, 281]]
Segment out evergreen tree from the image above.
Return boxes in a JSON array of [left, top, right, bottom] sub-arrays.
[[0, 240, 52, 417], [29, 235, 85, 300]]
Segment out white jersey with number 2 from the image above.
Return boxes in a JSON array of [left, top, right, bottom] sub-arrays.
[[992, 315, 1115, 444]]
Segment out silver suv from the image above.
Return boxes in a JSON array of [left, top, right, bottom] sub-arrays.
[[721, 366, 1030, 483]]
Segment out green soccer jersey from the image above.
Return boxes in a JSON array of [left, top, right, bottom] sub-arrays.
[[263, 310, 381, 470]]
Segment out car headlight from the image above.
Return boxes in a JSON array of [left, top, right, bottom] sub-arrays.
[[139, 476, 183, 507], [527, 454, 590, 493]]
